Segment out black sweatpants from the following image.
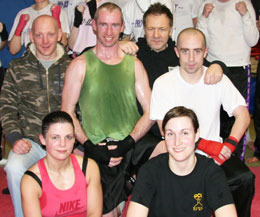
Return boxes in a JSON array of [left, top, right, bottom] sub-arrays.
[[220, 66, 249, 158], [253, 60, 260, 159], [221, 156, 255, 217], [85, 132, 160, 214]]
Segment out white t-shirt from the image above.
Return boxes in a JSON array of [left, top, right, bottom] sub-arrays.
[[112, 0, 128, 8], [172, 0, 202, 41], [9, 3, 70, 46], [50, 0, 85, 29], [122, 0, 144, 41], [197, 0, 259, 66], [150, 66, 246, 142]]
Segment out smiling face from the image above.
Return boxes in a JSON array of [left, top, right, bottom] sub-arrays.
[[40, 122, 75, 161], [92, 7, 124, 48], [144, 13, 172, 52], [164, 116, 199, 163], [30, 15, 62, 60]]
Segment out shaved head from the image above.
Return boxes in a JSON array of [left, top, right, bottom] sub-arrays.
[[177, 28, 207, 49], [32, 15, 59, 33]]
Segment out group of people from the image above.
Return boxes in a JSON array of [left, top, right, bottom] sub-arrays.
[[0, 0, 259, 217]]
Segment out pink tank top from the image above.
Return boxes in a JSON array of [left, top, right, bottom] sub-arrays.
[[39, 154, 87, 217]]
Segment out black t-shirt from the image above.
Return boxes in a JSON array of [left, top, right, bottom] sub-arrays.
[[131, 153, 234, 217]]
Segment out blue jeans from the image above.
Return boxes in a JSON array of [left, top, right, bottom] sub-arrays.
[[4, 139, 46, 217]]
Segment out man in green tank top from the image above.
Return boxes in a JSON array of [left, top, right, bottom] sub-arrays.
[[61, 2, 159, 216]]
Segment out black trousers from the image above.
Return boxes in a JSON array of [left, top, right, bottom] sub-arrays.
[[253, 60, 260, 159], [94, 132, 160, 214], [221, 156, 255, 217], [220, 66, 249, 158]]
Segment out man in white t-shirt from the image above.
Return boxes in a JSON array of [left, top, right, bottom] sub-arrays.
[[150, 28, 254, 217], [8, 0, 70, 55]]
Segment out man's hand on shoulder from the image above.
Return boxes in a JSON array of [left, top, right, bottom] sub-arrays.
[[204, 63, 223, 84], [12, 139, 32, 154], [119, 40, 139, 56]]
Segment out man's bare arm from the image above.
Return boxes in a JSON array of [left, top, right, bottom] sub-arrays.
[[218, 105, 250, 160], [61, 55, 88, 144], [9, 14, 30, 55], [130, 57, 155, 142], [68, 26, 80, 50], [68, 5, 85, 50], [229, 105, 250, 141], [9, 35, 22, 55]]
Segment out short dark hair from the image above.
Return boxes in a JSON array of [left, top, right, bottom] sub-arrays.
[[94, 2, 123, 24], [162, 106, 199, 133], [42, 111, 74, 137], [143, 3, 173, 27]]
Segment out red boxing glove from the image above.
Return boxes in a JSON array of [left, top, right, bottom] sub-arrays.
[[223, 136, 238, 153], [196, 137, 238, 165], [196, 138, 224, 156], [51, 5, 61, 28], [15, 14, 28, 36], [196, 138, 226, 165]]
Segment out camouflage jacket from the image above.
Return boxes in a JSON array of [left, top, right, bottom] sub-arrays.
[[0, 43, 71, 146]]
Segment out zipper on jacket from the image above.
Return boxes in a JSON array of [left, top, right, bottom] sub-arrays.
[[46, 69, 51, 113]]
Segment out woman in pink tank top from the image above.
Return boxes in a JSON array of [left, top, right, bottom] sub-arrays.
[[21, 111, 102, 217]]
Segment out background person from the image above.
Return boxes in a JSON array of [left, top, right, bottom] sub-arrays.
[[246, 0, 260, 163], [197, 0, 259, 158]]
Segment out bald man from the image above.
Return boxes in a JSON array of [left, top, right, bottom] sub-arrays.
[[0, 15, 71, 217]]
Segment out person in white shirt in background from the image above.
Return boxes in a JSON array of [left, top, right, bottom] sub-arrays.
[[8, 0, 70, 55], [197, 0, 259, 160], [49, 0, 86, 28]]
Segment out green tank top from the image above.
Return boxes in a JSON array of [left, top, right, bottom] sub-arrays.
[[79, 50, 140, 144]]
